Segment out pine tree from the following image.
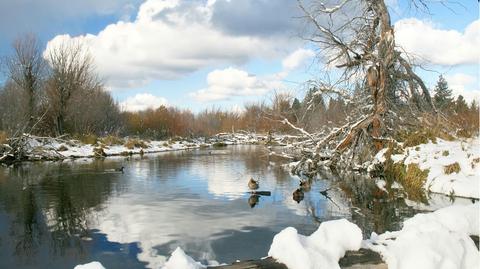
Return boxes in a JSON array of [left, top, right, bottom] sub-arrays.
[[455, 95, 468, 114], [433, 75, 453, 111]]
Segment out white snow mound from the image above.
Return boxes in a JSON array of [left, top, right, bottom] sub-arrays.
[[268, 218, 362, 269], [366, 203, 480, 269]]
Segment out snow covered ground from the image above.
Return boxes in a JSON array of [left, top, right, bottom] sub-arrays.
[[365, 203, 479, 269], [4, 132, 283, 161], [373, 136, 480, 199]]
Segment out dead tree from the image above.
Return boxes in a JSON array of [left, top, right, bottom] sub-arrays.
[[284, 0, 438, 170], [46, 41, 101, 135], [4, 34, 47, 131]]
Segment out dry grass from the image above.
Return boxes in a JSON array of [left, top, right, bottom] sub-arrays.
[[100, 135, 124, 146], [57, 145, 68, 151], [124, 138, 149, 149], [399, 128, 454, 148], [383, 146, 429, 202], [444, 162, 461, 174], [0, 131, 8, 144], [442, 150, 449, 156], [78, 134, 98, 145]]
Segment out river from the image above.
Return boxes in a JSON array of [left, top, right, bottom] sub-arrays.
[[0, 145, 436, 268]]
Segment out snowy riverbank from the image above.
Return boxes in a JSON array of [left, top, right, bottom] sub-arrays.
[[372, 136, 480, 199], [74, 203, 479, 269], [0, 132, 297, 163]]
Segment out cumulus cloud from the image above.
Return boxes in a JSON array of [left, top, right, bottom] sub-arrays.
[[120, 93, 168, 112], [189, 48, 314, 103], [282, 48, 315, 71], [210, 0, 302, 37], [44, 0, 299, 89], [395, 18, 480, 66], [189, 67, 286, 102], [445, 73, 479, 104]]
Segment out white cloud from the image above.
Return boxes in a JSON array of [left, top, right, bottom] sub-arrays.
[[44, 0, 297, 89], [189, 67, 286, 102], [282, 48, 315, 71], [120, 93, 168, 112], [395, 18, 480, 66], [445, 73, 480, 104]]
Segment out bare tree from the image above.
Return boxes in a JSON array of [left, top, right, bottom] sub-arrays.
[[283, 0, 439, 169], [46, 41, 101, 135], [4, 34, 47, 130]]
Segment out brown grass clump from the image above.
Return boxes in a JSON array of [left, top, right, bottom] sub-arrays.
[[0, 131, 8, 144], [100, 135, 124, 146], [444, 162, 461, 174], [78, 134, 98, 145], [57, 145, 68, 151], [124, 138, 149, 149], [398, 128, 454, 148]]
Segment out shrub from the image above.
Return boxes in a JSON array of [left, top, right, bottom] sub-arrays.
[[442, 150, 449, 156], [444, 162, 460, 174]]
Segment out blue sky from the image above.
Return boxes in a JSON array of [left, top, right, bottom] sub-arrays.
[[0, 0, 478, 112]]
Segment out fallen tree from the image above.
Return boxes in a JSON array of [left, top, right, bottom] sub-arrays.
[[273, 0, 454, 174]]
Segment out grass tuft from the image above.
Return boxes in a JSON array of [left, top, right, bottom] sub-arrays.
[[444, 162, 460, 175], [124, 138, 149, 149]]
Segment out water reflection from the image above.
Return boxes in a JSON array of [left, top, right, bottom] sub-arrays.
[[0, 146, 466, 269]]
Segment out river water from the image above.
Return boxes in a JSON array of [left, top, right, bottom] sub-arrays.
[[0, 145, 438, 268]]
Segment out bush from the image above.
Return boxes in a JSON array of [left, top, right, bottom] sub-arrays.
[[124, 138, 149, 149], [442, 150, 449, 156], [444, 162, 460, 174]]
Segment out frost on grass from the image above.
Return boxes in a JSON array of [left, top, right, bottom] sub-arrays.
[[268, 219, 362, 269], [365, 203, 480, 269]]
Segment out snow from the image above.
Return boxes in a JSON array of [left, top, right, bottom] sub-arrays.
[[365, 203, 480, 269], [268, 219, 362, 269], [73, 261, 105, 269], [372, 136, 480, 198], [162, 247, 206, 269]]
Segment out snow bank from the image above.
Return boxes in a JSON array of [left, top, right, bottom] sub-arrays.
[[162, 247, 206, 269], [73, 261, 105, 269], [365, 203, 480, 269], [268, 219, 362, 269], [373, 136, 480, 198]]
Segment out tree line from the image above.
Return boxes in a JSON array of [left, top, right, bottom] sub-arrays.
[[0, 34, 478, 141]]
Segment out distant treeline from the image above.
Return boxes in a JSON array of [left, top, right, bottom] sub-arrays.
[[0, 35, 478, 141]]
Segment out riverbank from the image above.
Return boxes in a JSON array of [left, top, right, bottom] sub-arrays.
[[0, 132, 300, 164], [370, 136, 480, 199]]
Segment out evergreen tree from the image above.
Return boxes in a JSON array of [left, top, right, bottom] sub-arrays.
[[455, 95, 468, 114], [433, 75, 453, 111], [291, 98, 301, 123]]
